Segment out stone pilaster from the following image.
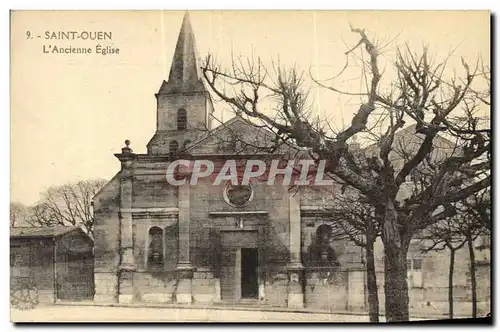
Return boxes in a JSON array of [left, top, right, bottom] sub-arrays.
[[287, 191, 304, 308], [118, 271, 135, 304], [119, 174, 135, 271], [347, 268, 367, 310], [94, 270, 119, 304], [176, 176, 194, 304], [115, 141, 137, 303]]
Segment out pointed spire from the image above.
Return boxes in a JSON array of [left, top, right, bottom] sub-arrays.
[[159, 11, 206, 94]]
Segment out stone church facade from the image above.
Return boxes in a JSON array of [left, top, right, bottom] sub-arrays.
[[92, 12, 490, 315], [92, 12, 364, 310]]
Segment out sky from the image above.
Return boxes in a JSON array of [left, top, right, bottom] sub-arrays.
[[10, 10, 490, 205]]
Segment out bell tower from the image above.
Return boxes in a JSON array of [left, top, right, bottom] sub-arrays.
[[147, 12, 214, 155]]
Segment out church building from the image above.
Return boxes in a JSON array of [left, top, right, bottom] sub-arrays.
[[92, 12, 364, 310], [92, 12, 490, 316]]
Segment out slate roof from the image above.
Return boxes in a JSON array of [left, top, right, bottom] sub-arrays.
[[10, 225, 82, 239]]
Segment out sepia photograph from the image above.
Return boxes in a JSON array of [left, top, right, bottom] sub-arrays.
[[9, 9, 491, 323]]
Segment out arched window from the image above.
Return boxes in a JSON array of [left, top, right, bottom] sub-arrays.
[[182, 140, 192, 150], [316, 224, 332, 246], [177, 108, 187, 130], [148, 227, 164, 268], [314, 224, 339, 266], [169, 140, 179, 155]]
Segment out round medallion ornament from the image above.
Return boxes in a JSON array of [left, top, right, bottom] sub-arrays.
[[223, 181, 254, 207]]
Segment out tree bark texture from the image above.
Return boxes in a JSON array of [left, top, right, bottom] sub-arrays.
[[381, 202, 410, 322], [365, 236, 380, 322]]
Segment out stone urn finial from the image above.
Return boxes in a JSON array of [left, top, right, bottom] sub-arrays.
[[122, 139, 133, 154]]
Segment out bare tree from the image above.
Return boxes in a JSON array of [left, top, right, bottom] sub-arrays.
[[455, 191, 490, 318], [421, 217, 467, 319], [461, 187, 491, 230], [31, 179, 107, 236], [201, 26, 490, 321], [27, 202, 59, 227], [326, 191, 382, 322], [10, 202, 30, 227]]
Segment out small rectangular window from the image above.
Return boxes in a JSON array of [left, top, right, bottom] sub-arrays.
[[407, 257, 424, 288], [177, 108, 187, 130], [412, 271, 423, 288]]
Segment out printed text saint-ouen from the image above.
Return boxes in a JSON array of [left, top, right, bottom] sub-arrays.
[[44, 31, 112, 40]]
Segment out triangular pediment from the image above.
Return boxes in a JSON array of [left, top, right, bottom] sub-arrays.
[[364, 124, 459, 169], [186, 116, 300, 157]]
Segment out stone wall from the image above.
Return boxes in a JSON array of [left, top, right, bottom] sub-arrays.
[[133, 271, 177, 303], [190, 177, 292, 304], [374, 237, 491, 317], [264, 269, 288, 307], [132, 174, 177, 208], [157, 93, 209, 132], [93, 152, 490, 313], [192, 269, 219, 304], [93, 173, 121, 303], [305, 268, 349, 311], [10, 238, 55, 304]]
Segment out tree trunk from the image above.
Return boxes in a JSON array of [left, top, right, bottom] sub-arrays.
[[365, 236, 380, 322], [467, 235, 477, 318], [448, 248, 455, 319], [381, 203, 410, 322]]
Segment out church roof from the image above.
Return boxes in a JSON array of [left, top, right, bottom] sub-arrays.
[[158, 12, 207, 95], [363, 123, 457, 154], [10, 225, 84, 239], [185, 115, 304, 157]]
